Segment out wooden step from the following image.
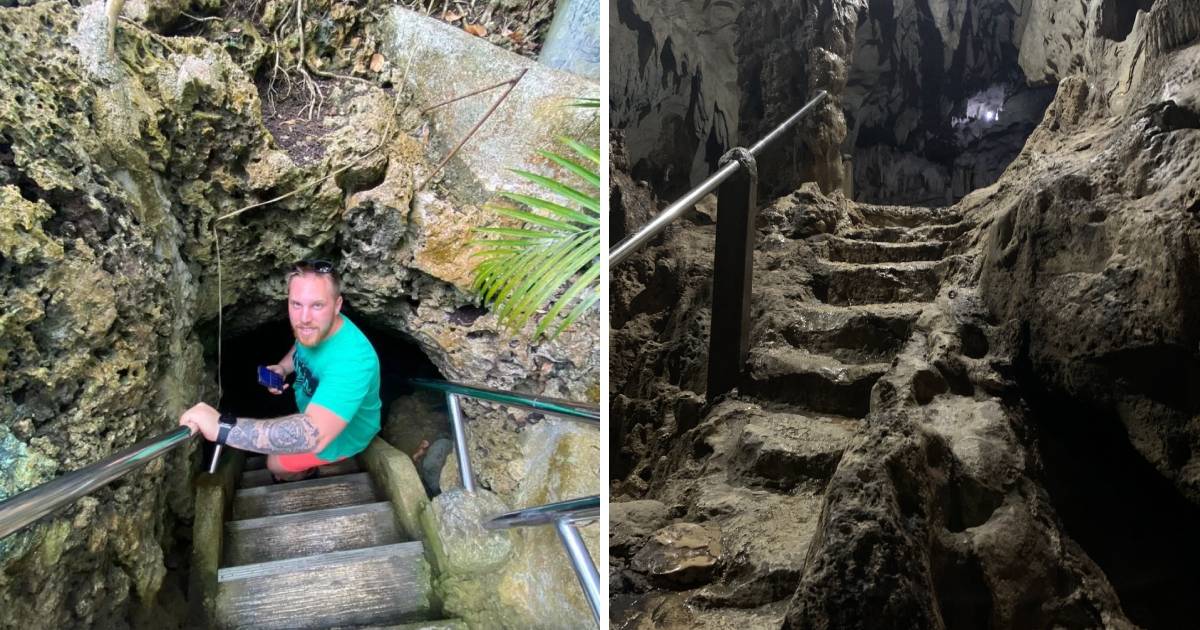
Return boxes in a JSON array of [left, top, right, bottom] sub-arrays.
[[224, 501, 401, 566], [239, 458, 361, 489], [216, 542, 432, 629], [232, 472, 381, 520]]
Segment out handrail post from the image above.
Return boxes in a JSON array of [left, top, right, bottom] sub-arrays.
[[446, 393, 476, 493], [554, 518, 601, 627], [706, 152, 758, 402]]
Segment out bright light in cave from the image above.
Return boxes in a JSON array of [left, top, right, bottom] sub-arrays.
[[951, 85, 1008, 131]]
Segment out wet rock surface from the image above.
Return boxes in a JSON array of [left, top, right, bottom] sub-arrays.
[[612, 1, 1199, 627]]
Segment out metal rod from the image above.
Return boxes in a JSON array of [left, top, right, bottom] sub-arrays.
[[0, 426, 194, 540], [610, 90, 828, 266], [483, 495, 600, 529], [208, 443, 223, 474], [555, 518, 601, 627], [446, 393, 476, 493], [416, 68, 528, 192], [411, 378, 599, 423]]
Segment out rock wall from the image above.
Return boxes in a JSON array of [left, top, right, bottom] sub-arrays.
[[843, 0, 1057, 205], [0, 2, 598, 627], [610, 0, 854, 199]]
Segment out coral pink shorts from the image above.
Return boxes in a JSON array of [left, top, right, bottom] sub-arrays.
[[274, 451, 337, 473]]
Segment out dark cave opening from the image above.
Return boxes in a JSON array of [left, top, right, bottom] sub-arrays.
[[1025, 380, 1200, 629], [843, 0, 1056, 206], [210, 307, 448, 454]]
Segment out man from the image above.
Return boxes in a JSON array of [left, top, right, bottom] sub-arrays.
[[179, 260, 381, 481]]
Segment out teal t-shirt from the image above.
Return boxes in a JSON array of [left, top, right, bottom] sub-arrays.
[[292, 315, 381, 461]]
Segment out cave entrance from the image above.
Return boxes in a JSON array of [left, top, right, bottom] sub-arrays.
[[842, 0, 1055, 206], [213, 309, 453, 491], [1028, 384, 1200, 628]]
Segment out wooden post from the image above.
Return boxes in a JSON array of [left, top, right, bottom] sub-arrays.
[[706, 158, 758, 401]]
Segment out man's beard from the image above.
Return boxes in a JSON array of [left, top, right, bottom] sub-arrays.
[[293, 321, 330, 347]]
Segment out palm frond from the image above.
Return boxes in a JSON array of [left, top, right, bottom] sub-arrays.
[[472, 132, 601, 341]]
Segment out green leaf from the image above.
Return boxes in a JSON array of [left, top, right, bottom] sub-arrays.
[[474, 227, 559, 240], [487, 205, 578, 232], [499, 192, 599, 224], [471, 99, 601, 340], [557, 136, 600, 165], [538, 150, 601, 188], [534, 265, 600, 339], [509, 169, 600, 212]]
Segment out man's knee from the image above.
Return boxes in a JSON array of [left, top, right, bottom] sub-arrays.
[[265, 454, 286, 474]]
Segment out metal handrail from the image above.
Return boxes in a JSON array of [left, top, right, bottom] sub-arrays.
[[409, 377, 598, 494], [611, 90, 828, 265], [410, 378, 599, 423], [414, 378, 601, 627], [0, 426, 195, 539], [484, 495, 600, 528], [485, 495, 601, 627]]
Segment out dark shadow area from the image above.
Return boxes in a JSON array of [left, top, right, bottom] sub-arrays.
[[209, 309, 453, 493], [214, 308, 444, 417], [842, 0, 1057, 206], [1024, 378, 1200, 629]]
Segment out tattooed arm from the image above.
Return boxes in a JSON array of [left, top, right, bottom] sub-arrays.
[[178, 402, 348, 454], [222, 413, 321, 454]]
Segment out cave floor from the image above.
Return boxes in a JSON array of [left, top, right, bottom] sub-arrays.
[[612, 202, 969, 627]]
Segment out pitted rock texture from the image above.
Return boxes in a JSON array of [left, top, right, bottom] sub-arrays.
[[0, 2, 597, 628], [610, 0, 856, 199], [612, 0, 1198, 627]]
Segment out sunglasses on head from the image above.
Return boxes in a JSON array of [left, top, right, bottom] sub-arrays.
[[293, 259, 335, 274]]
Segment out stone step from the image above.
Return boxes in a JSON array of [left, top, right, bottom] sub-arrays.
[[853, 203, 961, 228], [216, 542, 432, 629], [822, 236, 947, 264], [742, 348, 889, 418], [224, 501, 401, 566], [239, 458, 362, 489], [813, 261, 942, 306], [843, 221, 971, 244], [728, 408, 858, 491], [757, 302, 925, 365], [233, 472, 382, 520]]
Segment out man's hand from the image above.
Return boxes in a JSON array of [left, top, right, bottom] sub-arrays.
[[179, 402, 221, 441], [265, 364, 290, 395]]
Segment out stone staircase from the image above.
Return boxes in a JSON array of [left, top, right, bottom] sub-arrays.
[[612, 202, 967, 626], [214, 455, 442, 629]]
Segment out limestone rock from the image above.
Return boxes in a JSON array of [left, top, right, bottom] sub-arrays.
[[0, 3, 597, 628], [609, 500, 669, 557], [630, 522, 721, 588], [611, 0, 854, 197], [376, 8, 598, 204]]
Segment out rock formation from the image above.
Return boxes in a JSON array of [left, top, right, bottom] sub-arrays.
[[611, 0, 1200, 627], [0, 1, 598, 627], [610, 0, 855, 198]]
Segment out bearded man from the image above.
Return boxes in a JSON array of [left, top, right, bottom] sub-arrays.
[[179, 260, 382, 481]]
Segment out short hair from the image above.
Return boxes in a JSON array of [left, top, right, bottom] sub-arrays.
[[287, 259, 341, 298]]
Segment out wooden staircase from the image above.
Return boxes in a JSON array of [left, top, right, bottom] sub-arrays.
[[212, 455, 449, 629]]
